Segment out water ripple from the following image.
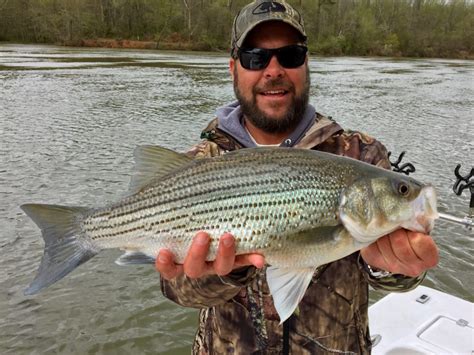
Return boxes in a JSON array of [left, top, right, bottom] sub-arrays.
[[1, 44, 473, 353]]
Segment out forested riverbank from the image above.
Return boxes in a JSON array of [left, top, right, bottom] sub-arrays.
[[1, 0, 473, 58]]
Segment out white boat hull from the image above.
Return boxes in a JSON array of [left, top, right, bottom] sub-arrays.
[[369, 285, 473, 354]]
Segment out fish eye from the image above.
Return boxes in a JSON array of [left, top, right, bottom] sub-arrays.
[[398, 182, 410, 196]]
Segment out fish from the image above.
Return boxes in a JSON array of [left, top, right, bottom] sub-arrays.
[[21, 145, 439, 322]]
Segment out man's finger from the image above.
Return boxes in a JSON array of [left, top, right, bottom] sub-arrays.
[[235, 253, 265, 269], [183, 231, 211, 278], [156, 249, 182, 280], [375, 235, 399, 270], [386, 230, 438, 276], [389, 229, 421, 265], [360, 243, 385, 269], [406, 231, 439, 269], [213, 233, 236, 276]]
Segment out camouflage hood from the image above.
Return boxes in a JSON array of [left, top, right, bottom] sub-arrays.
[[215, 101, 317, 148]]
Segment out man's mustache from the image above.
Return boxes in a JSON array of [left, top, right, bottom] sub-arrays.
[[255, 79, 295, 94]]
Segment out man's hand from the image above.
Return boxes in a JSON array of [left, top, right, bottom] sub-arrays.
[[360, 229, 439, 277], [156, 231, 266, 280]]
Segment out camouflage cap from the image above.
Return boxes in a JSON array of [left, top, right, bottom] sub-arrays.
[[231, 0, 306, 57]]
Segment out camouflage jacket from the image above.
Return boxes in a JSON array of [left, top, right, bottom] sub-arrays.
[[161, 113, 425, 354]]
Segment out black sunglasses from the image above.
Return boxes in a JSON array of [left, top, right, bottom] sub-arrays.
[[237, 45, 308, 71]]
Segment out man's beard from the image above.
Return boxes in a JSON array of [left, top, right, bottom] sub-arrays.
[[233, 68, 310, 134]]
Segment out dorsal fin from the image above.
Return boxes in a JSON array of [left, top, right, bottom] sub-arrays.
[[129, 145, 192, 193]]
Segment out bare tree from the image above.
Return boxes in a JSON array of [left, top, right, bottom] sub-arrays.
[[183, 0, 192, 32]]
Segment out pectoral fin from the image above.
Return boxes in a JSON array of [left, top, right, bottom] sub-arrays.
[[115, 251, 156, 265], [266, 266, 316, 324]]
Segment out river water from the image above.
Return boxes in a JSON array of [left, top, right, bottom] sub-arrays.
[[0, 44, 472, 354]]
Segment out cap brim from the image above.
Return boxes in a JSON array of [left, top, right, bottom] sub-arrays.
[[235, 18, 307, 49]]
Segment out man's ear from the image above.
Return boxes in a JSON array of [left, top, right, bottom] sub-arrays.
[[229, 58, 235, 80]]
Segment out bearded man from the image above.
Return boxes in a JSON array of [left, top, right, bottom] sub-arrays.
[[156, 1, 439, 353]]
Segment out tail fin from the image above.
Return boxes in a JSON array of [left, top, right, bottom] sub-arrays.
[[21, 204, 99, 296]]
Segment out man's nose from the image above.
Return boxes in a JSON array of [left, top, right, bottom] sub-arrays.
[[263, 55, 284, 78]]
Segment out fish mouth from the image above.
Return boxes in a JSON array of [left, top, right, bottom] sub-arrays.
[[402, 185, 439, 233]]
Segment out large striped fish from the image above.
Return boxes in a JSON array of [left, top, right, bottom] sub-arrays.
[[21, 146, 438, 322]]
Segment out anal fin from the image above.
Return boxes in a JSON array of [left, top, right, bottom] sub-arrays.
[[266, 266, 316, 324]]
